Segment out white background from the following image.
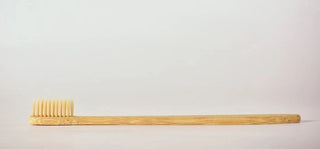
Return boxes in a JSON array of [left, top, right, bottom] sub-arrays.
[[1, 0, 320, 148]]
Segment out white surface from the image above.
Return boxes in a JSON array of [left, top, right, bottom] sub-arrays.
[[1, 121, 320, 148], [1, 0, 320, 148]]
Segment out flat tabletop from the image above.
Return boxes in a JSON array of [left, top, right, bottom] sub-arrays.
[[1, 118, 318, 149]]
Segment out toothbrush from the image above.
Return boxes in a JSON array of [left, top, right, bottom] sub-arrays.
[[29, 99, 301, 125]]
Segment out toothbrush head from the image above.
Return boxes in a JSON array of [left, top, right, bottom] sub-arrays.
[[32, 99, 74, 117]]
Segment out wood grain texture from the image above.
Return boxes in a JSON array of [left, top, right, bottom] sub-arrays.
[[29, 114, 300, 125]]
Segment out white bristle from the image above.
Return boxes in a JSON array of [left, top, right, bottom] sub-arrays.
[[32, 99, 74, 117]]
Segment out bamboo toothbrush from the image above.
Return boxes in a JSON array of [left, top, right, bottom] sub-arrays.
[[29, 99, 301, 125]]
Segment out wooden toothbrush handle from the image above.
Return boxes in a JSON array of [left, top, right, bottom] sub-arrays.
[[74, 114, 300, 125], [29, 114, 300, 125]]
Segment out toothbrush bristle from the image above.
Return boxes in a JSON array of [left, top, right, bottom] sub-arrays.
[[32, 99, 74, 117]]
